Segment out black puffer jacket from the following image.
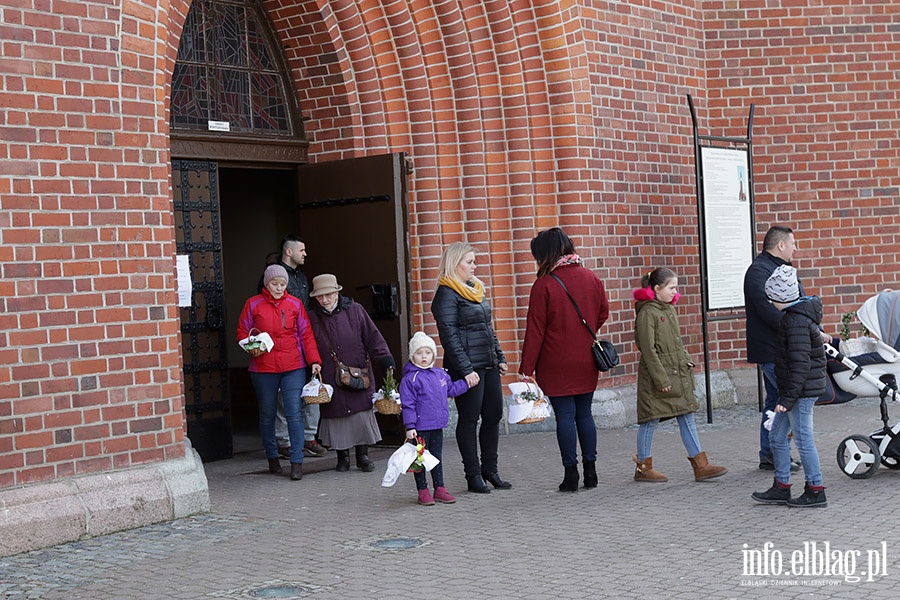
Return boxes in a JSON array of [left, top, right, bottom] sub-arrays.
[[774, 296, 826, 409], [743, 251, 804, 364], [431, 284, 506, 378]]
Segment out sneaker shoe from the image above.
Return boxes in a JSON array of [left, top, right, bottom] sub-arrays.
[[433, 486, 456, 504], [417, 489, 435, 506], [758, 458, 801, 472], [787, 483, 827, 508], [751, 479, 791, 505], [277, 447, 291, 460], [303, 440, 327, 457]]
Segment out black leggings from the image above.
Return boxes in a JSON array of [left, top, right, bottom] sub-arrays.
[[453, 367, 503, 477]]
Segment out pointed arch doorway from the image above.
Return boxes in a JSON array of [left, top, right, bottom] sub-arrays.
[[170, 0, 411, 461]]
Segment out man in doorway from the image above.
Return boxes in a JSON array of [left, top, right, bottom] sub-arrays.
[[744, 225, 827, 471], [258, 235, 327, 458]]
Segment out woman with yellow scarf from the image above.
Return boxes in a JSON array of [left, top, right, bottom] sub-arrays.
[[431, 242, 511, 494]]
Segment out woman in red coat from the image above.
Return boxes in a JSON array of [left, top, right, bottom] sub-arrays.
[[237, 264, 322, 481], [519, 228, 609, 492]]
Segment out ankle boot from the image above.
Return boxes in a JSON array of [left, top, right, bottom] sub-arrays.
[[482, 471, 512, 489], [633, 454, 668, 482], [355, 445, 375, 472], [688, 451, 727, 481], [582, 460, 598, 489], [559, 465, 579, 492], [290, 462, 303, 481], [787, 482, 827, 508], [752, 478, 791, 505], [465, 474, 491, 494], [336, 449, 351, 472], [267, 458, 282, 474]]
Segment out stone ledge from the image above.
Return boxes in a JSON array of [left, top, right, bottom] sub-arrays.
[[494, 367, 760, 435], [0, 439, 209, 557]]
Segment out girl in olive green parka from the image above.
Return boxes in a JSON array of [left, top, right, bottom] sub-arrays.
[[632, 268, 727, 483]]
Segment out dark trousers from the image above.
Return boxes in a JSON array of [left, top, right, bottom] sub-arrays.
[[412, 429, 445, 490], [453, 367, 503, 477], [548, 392, 597, 467]]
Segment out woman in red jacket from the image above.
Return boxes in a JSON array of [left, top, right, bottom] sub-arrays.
[[519, 228, 609, 492], [237, 264, 322, 481]]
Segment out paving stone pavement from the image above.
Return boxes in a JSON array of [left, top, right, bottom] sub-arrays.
[[2, 398, 899, 599]]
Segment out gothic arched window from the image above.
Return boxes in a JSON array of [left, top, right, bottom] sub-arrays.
[[171, 0, 300, 138]]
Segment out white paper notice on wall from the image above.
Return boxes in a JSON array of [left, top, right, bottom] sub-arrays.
[[176, 254, 193, 307], [207, 120, 231, 132]]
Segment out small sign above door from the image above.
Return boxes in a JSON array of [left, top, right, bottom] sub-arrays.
[[207, 120, 231, 132]]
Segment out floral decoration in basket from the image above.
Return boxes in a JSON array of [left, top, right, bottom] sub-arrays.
[[372, 367, 401, 414]]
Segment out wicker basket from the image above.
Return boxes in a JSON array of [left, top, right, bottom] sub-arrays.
[[374, 395, 402, 415], [517, 397, 549, 424], [302, 376, 331, 405]]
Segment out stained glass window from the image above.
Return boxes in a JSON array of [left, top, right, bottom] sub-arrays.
[[171, 0, 295, 136]]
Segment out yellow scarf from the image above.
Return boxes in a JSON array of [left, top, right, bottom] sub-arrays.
[[439, 275, 485, 303]]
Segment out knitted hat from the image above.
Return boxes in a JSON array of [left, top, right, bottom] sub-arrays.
[[765, 265, 800, 303], [408, 331, 437, 362], [263, 264, 289, 287]]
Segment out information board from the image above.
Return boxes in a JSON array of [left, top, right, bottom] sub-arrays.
[[700, 146, 753, 310]]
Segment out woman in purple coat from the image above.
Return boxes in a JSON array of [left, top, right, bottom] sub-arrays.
[[307, 274, 396, 473], [400, 332, 472, 505]]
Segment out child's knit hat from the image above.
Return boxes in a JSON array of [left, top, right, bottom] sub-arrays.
[[765, 265, 800, 303], [409, 331, 437, 360], [263, 264, 289, 287]]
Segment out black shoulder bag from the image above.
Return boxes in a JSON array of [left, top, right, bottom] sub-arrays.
[[549, 273, 619, 372]]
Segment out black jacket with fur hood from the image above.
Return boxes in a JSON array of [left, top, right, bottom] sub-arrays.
[[773, 296, 827, 409]]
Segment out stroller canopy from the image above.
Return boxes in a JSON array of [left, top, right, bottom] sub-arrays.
[[857, 290, 900, 349]]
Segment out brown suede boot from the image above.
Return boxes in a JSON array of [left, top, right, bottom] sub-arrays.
[[633, 454, 668, 482], [688, 451, 728, 481]]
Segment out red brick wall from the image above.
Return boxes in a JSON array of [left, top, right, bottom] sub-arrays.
[[0, 0, 185, 488], [2, 0, 898, 489], [703, 1, 900, 361], [273, 0, 712, 374], [274, 0, 899, 374]]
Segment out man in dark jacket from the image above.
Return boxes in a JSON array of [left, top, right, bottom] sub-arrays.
[[743, 226, 804, 471], [258, 234, 309, 304]]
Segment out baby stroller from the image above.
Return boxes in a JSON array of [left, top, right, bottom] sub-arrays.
[[825, 290, 900, 478]]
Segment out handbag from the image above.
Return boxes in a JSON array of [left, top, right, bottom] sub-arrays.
[[550, 273, 619, 372], [335, 358, 370, 390], [592, 339, 620, 372], [320, 322, 371, 390]]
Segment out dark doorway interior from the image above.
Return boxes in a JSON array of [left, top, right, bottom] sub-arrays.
[[219, 166, 298, 448], [216, 158, 410, 456]]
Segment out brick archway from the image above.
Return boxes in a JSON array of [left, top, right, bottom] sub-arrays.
[[163, 0, 596, 342]]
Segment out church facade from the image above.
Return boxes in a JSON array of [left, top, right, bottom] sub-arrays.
[[2, 0, 898, 554]]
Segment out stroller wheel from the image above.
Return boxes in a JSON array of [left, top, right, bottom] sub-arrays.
[[837, 435, 880, 479]]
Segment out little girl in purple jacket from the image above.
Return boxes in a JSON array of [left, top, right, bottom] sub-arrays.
[[400, 332, 472, 506]]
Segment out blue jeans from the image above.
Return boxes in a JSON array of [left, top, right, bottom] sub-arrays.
[[548, 393, 597, 467], [759, 363, 780, 461], [413, 429, 445, 490], [637, 413, 702, 461], [251, 368, 305, 464], [769, 397, 822, 486]]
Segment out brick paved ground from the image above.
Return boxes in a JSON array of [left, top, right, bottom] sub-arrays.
[[2, 398, 898, 599]]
